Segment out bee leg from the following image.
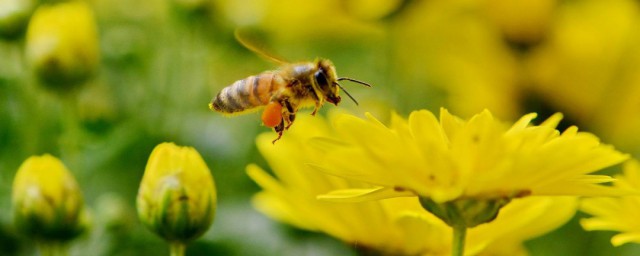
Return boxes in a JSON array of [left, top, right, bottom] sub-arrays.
[[311, 102, 320, 116], [281, 99, 296, 130], [272, 120, 284, 144], [286, 113, 296, 130]]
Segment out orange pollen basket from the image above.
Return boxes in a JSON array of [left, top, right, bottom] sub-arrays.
[[262, 102, 283, 128]]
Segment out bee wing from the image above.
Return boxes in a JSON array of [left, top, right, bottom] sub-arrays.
[[235, 29, 289, 65]]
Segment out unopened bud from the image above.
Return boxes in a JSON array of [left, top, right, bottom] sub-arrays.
[[12, 154, 87, 242], [0, 0, 37, 39], [137, 143, 217, 243], [25, 1, 100, 90]]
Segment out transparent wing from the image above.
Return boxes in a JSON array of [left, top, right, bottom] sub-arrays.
[[235, 28, 289, 65]]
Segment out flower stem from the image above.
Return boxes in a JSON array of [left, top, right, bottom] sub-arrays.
[[60, 94, 82, 169], [169, 242, 186, 256], [451, 224, 466, 256]]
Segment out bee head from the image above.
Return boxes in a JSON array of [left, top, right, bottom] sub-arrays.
[[314, 59, 371, 106], [314, 59, 341, 105]]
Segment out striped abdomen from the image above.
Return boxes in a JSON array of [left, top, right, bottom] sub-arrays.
[[211, 72, 283, 114]]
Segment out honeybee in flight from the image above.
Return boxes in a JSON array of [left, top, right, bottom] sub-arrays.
[[209, 32, 371, 143]]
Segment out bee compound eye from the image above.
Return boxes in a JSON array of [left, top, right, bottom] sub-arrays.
[[314, 70, 328, 86]]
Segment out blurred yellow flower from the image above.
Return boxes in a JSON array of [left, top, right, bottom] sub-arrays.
[[318, 108, 628, 204], [215, 0, 381, 42], [137, 142, 217, 244], [248, 114, 578, 255], [25, 0, 100, 89], [12, 154, 87, 242], [342, 0, 404, 21], [483, 0, 556, 44], [580, 160, 640, 246], [525, 0, 640, 151], [0, 0, 37, 39], [391, 0, 521, 119], [387, 0, 640, 153]]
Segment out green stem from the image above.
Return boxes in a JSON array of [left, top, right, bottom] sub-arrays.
[[451, 224, 466, 256], [60, 94, 82, 170], [169, 242, 186, 256]]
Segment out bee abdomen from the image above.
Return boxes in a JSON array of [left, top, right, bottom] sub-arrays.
[[211, 73, 277, 114]]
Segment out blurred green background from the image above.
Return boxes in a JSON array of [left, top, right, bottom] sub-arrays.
[[2, 0, 640, 255]]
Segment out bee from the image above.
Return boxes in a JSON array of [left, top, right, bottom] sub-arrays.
[[209, 32, 371, 143]]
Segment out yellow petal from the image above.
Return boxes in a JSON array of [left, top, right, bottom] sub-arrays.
[[317, 187, 414, 202], [439, 108, 465, 139], [409, 109, 448, 152], [507, 112, 537, 133], [611, 232, 640, 247], [540, 112, 563, 128], [395, 212, 449, 255], [580, 218, 620, 231]]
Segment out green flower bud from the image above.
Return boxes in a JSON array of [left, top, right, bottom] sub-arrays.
[[137, 142, 217, 243], [12, 154, 87, 242], [25, 1, 100, 90], [0, 0, 37, 39], [419, 196, 512, 228]]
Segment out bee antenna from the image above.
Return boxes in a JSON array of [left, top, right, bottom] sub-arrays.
[[337, 77, 372, 87], [334, 82, 359, 105]]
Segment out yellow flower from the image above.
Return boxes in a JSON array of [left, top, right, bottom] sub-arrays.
[[25, 1, 100, 89], [247, 119, 412, 254], [137, 142, 217, 243], [312, 107, 628, 252], [248, 114, 578, 255], [12, 154, 87, 242], [580, 160, 640, 246], [317, 108, 628, 204]]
